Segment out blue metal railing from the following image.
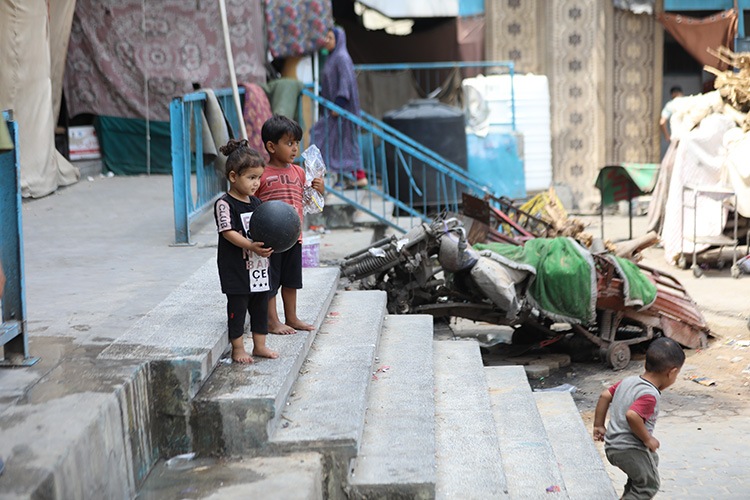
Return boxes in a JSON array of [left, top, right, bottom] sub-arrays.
[[302, 89, 493, 232], [302, 61, 515, 231], [170, 88, 245, 245], [1, 110, 36, 365]]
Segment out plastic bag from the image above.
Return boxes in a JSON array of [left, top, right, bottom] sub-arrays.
[[301, 145, 327, 215]]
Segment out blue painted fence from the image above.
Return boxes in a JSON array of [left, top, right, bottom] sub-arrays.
[[1, 110, 34, 364], [170, 88, 244, 245], [170, 62, 518, 238]]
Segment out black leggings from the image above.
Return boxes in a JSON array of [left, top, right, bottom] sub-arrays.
[[226, 293, 268, 339]]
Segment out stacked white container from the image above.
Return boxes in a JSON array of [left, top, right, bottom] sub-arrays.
[[463, 74, 552, 193]]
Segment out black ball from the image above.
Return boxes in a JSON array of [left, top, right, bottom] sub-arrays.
[[249, 200, 301, 253]]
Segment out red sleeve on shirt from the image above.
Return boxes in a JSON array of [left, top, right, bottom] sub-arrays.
[[629, 394, 657, 421], [607, 380, 622, 396]]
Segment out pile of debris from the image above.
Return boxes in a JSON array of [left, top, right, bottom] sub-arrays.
[[705, 46, 750, 131], [459, 189, 651, 258]]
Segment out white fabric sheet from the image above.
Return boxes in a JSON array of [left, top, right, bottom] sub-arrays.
[[0, 0, 79, 198], [722, 128, 750, 218], [661, 113, 736, 264]]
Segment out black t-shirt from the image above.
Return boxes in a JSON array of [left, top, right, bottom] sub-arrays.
[[214, 193, 262, 294]]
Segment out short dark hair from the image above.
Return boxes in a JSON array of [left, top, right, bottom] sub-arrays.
[[261, 115, 303, 149], [218, 139, 265, 179], [669, 86, 683, 96], [645, 337, 685, 373]]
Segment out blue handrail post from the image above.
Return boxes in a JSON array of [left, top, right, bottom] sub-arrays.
[[1, 110, 37, 365], [170, 97, 193, 245]]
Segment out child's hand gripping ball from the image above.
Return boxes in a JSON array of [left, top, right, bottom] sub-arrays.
[[249, 200, 301, 253]]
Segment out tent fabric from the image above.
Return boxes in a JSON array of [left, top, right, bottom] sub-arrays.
[[646, 139, 678, 234], [240, 83, 273, 162], [203, 89, 233, 175], [661, 113, 736, 264], [262, 78, 306, 122], [0, 118, 13, 153], [721, 127, 750, 218], [475, 238, 657, 324], [95, 116, 171, 175], [48, 0, 76, 122], [356, 70, 421, 120], [474, 238, 598, 324], [658, 9, 737, 70], [456, 16, 484, 78], [265, 0, 332, 59], [0, 0, 79, 198], [65, 0, 265, 122], [595, 163, 660, 206]]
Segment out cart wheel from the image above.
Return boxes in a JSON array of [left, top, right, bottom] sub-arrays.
[[692, 265, 703, 278], [731, 265, 741, 279], [678, 256, 687, 269], [606, 342, 631, 371]]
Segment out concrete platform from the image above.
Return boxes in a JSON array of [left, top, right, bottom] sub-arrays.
[[137, 452, 325, 500]]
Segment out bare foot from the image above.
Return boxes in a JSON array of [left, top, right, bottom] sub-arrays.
[[232, 347, 254, 364], [253, 345, 279, 359], [269, 320, 297, 335], [286, 318, 314, 331]]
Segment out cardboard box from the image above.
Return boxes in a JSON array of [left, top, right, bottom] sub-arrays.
[[68, 125, 101, 160]]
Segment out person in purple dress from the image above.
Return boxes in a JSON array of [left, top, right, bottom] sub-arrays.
[[311, 27, 367, 187]]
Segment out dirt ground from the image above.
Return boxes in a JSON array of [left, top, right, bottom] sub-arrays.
[[450, 308, 750, 419], [535, 309, 750, 422], [448, 211, 750, 497]]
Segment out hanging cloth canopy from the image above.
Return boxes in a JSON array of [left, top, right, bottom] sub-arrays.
[[658, 8, 738, 70]]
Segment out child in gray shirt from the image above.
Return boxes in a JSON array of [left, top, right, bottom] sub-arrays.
[[593, 337, 685, 500]]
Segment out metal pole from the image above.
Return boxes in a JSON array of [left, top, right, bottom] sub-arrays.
[[628, 181, 633, 240], [142, 0, 151, 175], [218, 0, 247, 140], [313, 51, 320, 122]]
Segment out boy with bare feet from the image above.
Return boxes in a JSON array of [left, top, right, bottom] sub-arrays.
[[214, 139, 279, 363], [257, 115, 325, 334]]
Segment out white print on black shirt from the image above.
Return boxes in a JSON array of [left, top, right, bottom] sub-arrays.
[[216, 200, 232, 231], [240, 211, 269, 292]]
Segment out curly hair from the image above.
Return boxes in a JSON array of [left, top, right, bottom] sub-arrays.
[[219, 139, 265, 179]]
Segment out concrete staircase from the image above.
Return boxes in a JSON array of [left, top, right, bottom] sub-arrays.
[[136, 263, 617, 499], [2, 253, 616, 499]]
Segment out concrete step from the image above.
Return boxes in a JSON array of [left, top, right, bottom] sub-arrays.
[[308, 191, 357, 229], [137, 452, 325, 500], [188, 267, 340, 456], [347, 314, 436, 499], [0, 356, 148, 499], [434, 340, 510, 499], [269, 290, 387, 498], [534, 392, 618, 500], [308, 188, 396, 230], [485, 366, 569, 499]]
